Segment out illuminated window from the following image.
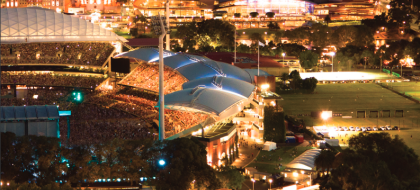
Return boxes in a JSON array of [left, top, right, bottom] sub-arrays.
[[56, 1, 59, 6]]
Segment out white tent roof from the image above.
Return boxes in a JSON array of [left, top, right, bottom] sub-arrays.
[[159, 87, 250, 119], [1, 8, 127, 43], [182, 76, 255, 99], [286, 149, 321, 170]]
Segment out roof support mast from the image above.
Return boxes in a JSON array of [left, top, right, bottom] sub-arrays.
[[166, 0, 170, 51]]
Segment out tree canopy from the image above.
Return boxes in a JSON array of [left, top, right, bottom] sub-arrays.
[[321, 133, 420, 190], [299, 50, 319, 69]]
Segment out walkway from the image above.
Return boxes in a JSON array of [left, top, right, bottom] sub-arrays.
[[232, 137, 262, 168]]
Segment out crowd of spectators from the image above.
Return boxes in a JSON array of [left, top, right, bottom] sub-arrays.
[[1, 71, 105, 88], [119, 64, 187, 94], [1, 42, 114, 66], [61, 103, 153, 146], [1, 88, 71, 110]]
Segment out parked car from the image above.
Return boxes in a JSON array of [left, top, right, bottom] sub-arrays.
[[373, 127, 378, 131], [361, 127, 366, 131], [343, 127, 349, 131], [386, 125, 392, 130], [380, 126, 387, 131], [367, 127, 372, 131], [349, 126, 355, 131], [393, 126, 399, 130]]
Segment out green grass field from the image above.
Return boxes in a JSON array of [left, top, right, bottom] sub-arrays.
[[384, 82, 420, 101], [279, 83, 420, 155], [114, 31, 133, 39], [247, 147, 315, 174], [279, 83, 419, 114]]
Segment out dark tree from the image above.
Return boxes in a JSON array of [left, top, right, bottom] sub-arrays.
[[324, 15, 332, 26], [156, 138, 221, 190], [299, 50, 319, 70], [301, 77, 318, 92], [310, 23, 331, 48], [263, 106, 286, 143], [217, 166, 245, 190], [322, 133, 420, 189]]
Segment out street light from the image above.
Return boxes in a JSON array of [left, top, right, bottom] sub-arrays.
[[329, 52, 335, 72], [269, 178, 273, 190], [158, 159, 166, 166], [251, 178, 255, 190], [282, 52, 286, 64]]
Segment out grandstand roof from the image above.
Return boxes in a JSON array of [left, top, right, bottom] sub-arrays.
[[115, 48, 176, 62], [115, 49, 254, 83], [182, 76, 255, 99], [1, 8, 127, 43], [159, 87, 250, 119], [0, 105, 59, 121], [244, 69, 271, 78], [286, 149, 321, 170]]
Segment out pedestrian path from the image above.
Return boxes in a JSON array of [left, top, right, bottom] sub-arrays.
[[232, 138, 262, 168]]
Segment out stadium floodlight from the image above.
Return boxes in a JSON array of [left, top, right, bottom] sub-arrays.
[[261, 84, 269, 91], [151, 13, 170, 141], [158, 159, 166, 166], [321, 111, 332, 121], [330, 52, 335, 72]]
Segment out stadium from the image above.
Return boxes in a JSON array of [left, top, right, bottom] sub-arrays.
[[1, 7, 278, 167]]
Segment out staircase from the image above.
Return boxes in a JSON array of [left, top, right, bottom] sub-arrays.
[[120, 40, 134, 51]]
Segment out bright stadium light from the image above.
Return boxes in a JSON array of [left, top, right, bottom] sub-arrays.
[[261, 84, 269, 90], [158, 159, 166, 166]]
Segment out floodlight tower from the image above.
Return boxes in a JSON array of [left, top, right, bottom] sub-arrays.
[[152, 14, 169, 141], [166, 0, 170, 50]]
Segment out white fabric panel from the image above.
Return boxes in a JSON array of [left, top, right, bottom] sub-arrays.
[[28, 121, 38, 136], [15, 122, 25, 136], [46, 11, 55, 35], [46, 120, 58, 137], [18, 9, 28, 36], [8, 9, 19, 36], [55, 13, 64, 35], [36, 9, 46, 36], [1, 9, 9, 36]]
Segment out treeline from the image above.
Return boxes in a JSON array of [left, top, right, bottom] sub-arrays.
[[277, 70, 318, 93], [1, 132, 244, 190]]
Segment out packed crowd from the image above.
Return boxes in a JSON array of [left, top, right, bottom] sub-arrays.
[[1, 72, 105, 88], [1, 88, 71, 110], [119, 64, 187, 94], [0, 42, 114, 66], [61, 103, 153, 146], [85, 89, 208, 135]]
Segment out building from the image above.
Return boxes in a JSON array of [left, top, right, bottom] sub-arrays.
[[283, 149, 320, 186], [313, 0, 378, 21], [0, 105, 60, 137], [114, 48, 276, 167], [216, 0, 316, 28]]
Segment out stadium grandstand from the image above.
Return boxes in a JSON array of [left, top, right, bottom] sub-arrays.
[[1, 7, 281, 167], [113, 47, 280, 166]]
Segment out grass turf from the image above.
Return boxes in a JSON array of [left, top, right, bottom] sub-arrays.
[[279, 83, 420, 155], [246, 146, 315, 174]]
